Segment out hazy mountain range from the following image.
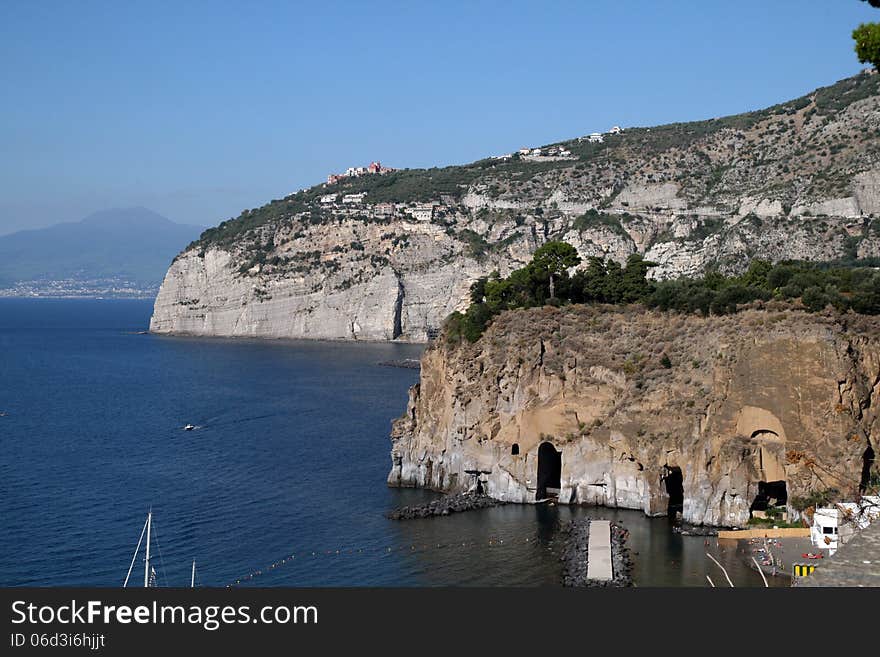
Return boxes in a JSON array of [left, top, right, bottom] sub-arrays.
[[0, 208, 204, 294]]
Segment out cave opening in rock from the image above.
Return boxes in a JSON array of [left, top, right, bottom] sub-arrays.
[[664, 466, 684, 517], [511, 443, 520, 456], [750, 480, 787, 514], [536, 441, 561, 501], [861, 445, 875, 493]]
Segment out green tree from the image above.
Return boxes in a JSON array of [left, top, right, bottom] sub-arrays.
[[603, 260, 625, 303], [767, 263, 798, 291], [581, 256, 608, 302], [739, 259, 772, 289], [854, 2, 880, 69], [702, 270, 728, 291], [851, 273, 880, 314], [620, 253, 656, 302], [854, 23, 880, 68], [802, 286, 827, 312], [710, 285, 749, 315], [463, 302, 493, 342], [531, 241, 581, 299], [470, 276, 488, 304]]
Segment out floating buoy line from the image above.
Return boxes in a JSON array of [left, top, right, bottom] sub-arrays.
[[226, 533, 556, 587]]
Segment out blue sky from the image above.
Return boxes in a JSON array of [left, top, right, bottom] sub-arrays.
[[0, 0, 877, 235]]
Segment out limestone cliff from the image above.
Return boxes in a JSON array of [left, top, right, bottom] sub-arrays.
[[152, 71, 880, 340], [149, 222, 490, 341], [387, 305, 880, 526]]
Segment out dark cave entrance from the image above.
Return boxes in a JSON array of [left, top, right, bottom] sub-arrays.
[[466, 469, 485, 495], [664, 466, 684, 517], [861, 445, 876, 493], [536, 442, 561, 501], [511, 443, 520, 456], [750, 480, 787, 513]]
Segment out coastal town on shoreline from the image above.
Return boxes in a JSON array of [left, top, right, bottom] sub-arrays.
[[0, 277, 159, 299]]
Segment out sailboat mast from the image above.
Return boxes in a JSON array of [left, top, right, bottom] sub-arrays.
[[123, 513, 149, 588], [191, 560, 196, 588], [143, 510, 152, 588]]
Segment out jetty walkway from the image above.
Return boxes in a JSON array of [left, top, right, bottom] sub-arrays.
[[586, 520, 613, 581]]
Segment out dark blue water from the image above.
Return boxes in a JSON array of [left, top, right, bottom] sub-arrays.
[[0, 299, 775, 587]]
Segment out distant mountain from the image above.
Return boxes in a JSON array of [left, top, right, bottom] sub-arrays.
[[0, 208, 205, 289]]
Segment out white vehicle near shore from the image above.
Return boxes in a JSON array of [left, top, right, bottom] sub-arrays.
[[810, 496, 880, 555]]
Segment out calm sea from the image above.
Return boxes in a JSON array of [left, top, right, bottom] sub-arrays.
[[0, 299, 778, 587]]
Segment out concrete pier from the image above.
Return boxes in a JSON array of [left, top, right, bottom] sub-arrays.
[[586, 520, 613, 581]]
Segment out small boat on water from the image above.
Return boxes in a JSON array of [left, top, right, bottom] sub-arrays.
[[184, 424, 195, 431]]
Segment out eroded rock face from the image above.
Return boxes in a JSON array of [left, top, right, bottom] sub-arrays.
[[387, 306, 880, 526], [151, 72, 880, 340], [149, 221, 492, 340]]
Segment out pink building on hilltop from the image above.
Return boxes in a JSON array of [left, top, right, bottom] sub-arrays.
[[325, 160, 396, 186]]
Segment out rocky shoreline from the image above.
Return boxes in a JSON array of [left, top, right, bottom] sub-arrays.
[[560, 518, 634, 587], [673, 524, 719, 537], [385, 492, 503, 520]]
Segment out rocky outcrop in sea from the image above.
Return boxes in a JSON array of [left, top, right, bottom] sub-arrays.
[[385, 492, 503, 520], [388, 305, 880, 527]]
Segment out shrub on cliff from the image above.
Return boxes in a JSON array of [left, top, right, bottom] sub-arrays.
[[458, 229, 490, 259], [648, 260, 880, 317], [790, 488, 840, 512], [801, 286, 828, 312], [446, 241, 880, 343], [444, 304, 493, 344]]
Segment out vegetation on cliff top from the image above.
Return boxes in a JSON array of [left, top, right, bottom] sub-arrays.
[[185, 69, 880, 256], [445, 240, 880, 343]]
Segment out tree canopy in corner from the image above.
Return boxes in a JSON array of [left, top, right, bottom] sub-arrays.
[[855, 0, 880, 69]]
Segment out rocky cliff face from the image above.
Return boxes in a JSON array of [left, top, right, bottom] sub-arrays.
[[149, 221, 492, 340], [387, 305, 880, 526], [152, 71, 880, 340]]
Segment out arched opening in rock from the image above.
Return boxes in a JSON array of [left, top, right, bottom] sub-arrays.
[[536, 442, 561, 501], [750, 481, 787, 517], [861, 445, 876, 493], [511, 443, 520, 456], [752, 436, 785, 492], [663, 466, 684, 517]]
